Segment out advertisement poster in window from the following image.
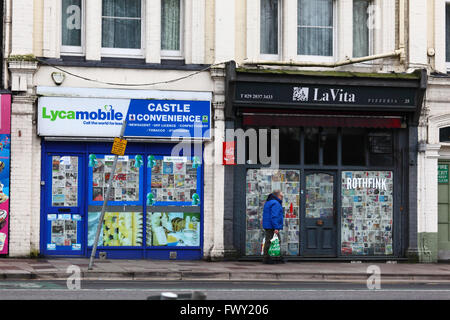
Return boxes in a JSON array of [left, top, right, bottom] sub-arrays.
[[148, 156, 199, 205], [87, 211, 143, 247], [0, 95, 10, 255], [341, 171, 394, 256], [147, 212, 200, 247], [245, 169, 300, 256]]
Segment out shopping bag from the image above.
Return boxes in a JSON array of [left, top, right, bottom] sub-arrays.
[[268, 234, 280, 257]]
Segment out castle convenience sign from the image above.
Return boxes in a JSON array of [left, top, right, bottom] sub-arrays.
[[38, 97, 211, 139]]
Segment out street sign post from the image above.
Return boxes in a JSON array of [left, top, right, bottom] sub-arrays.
[[88, 121, 127, 270]]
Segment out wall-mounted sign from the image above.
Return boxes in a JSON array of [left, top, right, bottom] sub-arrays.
[[111, 138, 127, 156], [439, 164, 449, 184], [223, 141, 235, 165], [233, 82, 417, 109], [38, 97, 211, 139]]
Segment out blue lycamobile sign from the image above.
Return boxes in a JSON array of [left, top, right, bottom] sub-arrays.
[[38, 97, 211, 139]]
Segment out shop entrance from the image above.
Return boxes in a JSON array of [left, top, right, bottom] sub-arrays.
[[42, 153, 86, 255], [301, 171, 337, 257]]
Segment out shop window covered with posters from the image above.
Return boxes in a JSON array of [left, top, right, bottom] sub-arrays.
[[243, 127, 399, 258], [86, 153, 202, 252], [42, 143, 204, 259]]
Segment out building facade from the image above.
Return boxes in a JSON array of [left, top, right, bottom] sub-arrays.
[[4, 0, 231, 260], [2, 0, 448, 263]]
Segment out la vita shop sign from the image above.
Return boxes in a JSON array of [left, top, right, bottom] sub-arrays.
[[37, 97, 211, 139]]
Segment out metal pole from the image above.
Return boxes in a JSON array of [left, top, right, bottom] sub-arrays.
[[88, 121, 127, 270]]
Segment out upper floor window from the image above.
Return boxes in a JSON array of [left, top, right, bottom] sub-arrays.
[[61, 0, 84, 54], [161, 0, 182, 58], [101, 0, 143, 56], [353, 0, 371, 58], [297, 0, 334, 58], [260, 0, 280, 57]]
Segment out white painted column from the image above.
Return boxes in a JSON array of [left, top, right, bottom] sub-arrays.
[[434, 0, 447, 74], [183, 0, 193, 64], [380, 0, 396, 53], [215, 0, 235, 63], [203, 66, 227, 260], [337, 0, 352, 60], [11, 0, 34, 55], [85, 0, 101, 61], [409, 0, 428, 68], [246, 0, 259, 61], [418, 144, 440, 234], [282, 0, 297, 61], [146, 0, 161, 63], [42, 0, 61, 58], [189, 0, 205, 64]]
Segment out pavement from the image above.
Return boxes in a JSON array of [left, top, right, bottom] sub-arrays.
[[1, 257, 450, 283]]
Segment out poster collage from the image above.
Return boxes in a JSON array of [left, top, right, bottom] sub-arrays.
[[0, 133, 10, 255], [52, 156, 78, 207], [47, 214, 81, 250], [150, 157, 198, 203], [146, 212, 200, 247], [246, 169, 300, 256], [88, 211, 143, 247], [341, 171, 394, 256], [305, 173, 334, 219], [92, 156, 140, 202]]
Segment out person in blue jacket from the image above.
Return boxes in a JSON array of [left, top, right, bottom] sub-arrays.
[[262, 190, 285, 264]]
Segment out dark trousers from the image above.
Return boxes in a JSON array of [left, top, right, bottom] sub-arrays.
[[263, 229, 281, 260]]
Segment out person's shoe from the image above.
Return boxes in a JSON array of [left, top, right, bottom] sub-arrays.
[[273, 257, 286, 264]]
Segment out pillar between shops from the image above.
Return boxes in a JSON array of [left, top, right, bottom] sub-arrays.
[[416, 142, 440, 263], [204, 66, 238, 261], [8, 61, 41, 257]]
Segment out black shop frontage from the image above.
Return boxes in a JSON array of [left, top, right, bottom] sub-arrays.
[[224, 62, 426, 260]]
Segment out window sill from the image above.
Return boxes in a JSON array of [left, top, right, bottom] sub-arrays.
[[37, 56, 209, 71]]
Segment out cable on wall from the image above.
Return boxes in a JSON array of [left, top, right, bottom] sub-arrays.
[[36, 58, 232, 87]]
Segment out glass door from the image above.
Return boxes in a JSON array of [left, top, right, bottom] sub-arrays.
[[301, 171, 337, 257], [43, 154, 85, 255]]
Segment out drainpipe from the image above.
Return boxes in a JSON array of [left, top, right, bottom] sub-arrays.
[[242, 49, 404, 68]]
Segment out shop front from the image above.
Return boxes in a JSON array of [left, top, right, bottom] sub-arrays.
[[225, 63, 426, 260], [37, 87, 211, 260]]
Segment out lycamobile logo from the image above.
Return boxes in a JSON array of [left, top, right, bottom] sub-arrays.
[[42, 105, 123, 121]]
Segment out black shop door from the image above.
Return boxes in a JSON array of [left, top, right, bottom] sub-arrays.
[[301, 171, 337, 257]]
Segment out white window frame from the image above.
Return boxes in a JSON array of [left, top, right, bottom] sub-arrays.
[[352, 0, 374, 64], [100, 0, 145, 58], [296, 0, 337, 63], [259, 0, 282, 61], [161, 0, 184, 59], [61, 0, 86, 56], [446, 0, 450, 71]]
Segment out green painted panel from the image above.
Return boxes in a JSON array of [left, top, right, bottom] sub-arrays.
[[439, 164, 449, 183], [438, 184, 449, 203], [439, 204, 449, 223], [438, 224, 449, 243]]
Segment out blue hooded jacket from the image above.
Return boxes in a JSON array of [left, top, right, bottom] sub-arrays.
[[262, 193, 284, 230]]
